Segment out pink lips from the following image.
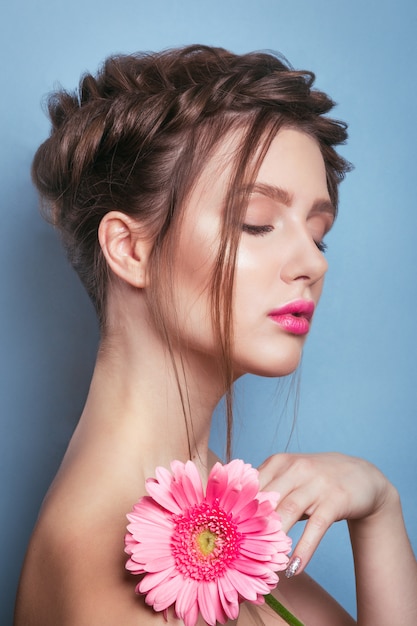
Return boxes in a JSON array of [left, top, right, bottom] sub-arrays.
[[268, 299, 315, 336]]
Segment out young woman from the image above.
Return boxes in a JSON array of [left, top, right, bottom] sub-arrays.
[[14, 45, 417, 625]]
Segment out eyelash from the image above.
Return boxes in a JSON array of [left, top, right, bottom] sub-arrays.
[[315, 240, 328, 253], [242, 224, 274, 236], [242, 223, 328, 253]]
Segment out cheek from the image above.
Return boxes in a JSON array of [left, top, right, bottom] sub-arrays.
[[234, 241, 280, 301], [172, 225, 218, 323], [232, 251, 273, 338]]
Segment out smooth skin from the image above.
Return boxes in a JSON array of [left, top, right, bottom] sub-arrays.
[[14, 129, 417, 625]]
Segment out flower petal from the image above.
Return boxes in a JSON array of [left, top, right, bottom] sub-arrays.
[[155, 465, 175, 489], [257, 489, 281, 508], [198, 580, 218, 626], [219, 484, 242, 513], [234, 557, 271, 576], [175, 577, 199, 619], [232, 498, 259, 522], [152, 574, 184, 612], [131, 542, 173, 562], [183, 460, 205, 502], [224, 478, 259, 513], [206, 462, 228, 504], [224, 568, 270, 601], [242, 536, 281, 554], [139, 566, 176, 593], [182, 598, 199, 626], [217, 578, 239, 620], [237, 516, 269, 534], [145, 555, 176, 573], [146, 479, 182, 515]]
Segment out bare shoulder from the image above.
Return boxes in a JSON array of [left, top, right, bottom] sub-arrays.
[[14, 472, 164, 626], [14, 496, 172, 626]]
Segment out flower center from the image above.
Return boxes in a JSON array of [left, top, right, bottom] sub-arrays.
[[171, 500, 242, 581], [197, 529, 217, 556]]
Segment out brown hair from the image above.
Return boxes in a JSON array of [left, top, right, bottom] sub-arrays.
[[32, 45, 351, 459]]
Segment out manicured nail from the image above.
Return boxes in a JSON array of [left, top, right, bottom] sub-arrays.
[[285, 556, 301, 578]]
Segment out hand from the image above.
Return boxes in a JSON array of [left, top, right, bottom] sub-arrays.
[[257, 452, 394, 575]]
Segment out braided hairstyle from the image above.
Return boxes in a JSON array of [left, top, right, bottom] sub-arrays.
[[32, 45, 351, 458]]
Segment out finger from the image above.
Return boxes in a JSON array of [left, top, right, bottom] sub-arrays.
[[257, 454, 294, 491], [276, 488, 317, 533], [285, 507, 333, 577], [258, 454, 323, 501]]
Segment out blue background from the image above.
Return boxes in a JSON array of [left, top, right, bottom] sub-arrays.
[[1, 1, 416, 623]]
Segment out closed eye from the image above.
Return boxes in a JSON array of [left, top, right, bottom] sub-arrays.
[[315, 240, 328, 253], [242, 224, 274, 236]]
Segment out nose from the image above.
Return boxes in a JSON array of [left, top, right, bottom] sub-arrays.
[[280, 229, 328, 286]]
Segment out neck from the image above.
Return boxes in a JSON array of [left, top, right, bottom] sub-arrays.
[[71, 307, 227, 482]]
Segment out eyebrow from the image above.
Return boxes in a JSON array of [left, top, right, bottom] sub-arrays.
[[248, 182, 336, 219]]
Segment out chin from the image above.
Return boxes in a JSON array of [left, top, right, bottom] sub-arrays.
[[233, 348, 303, 379]]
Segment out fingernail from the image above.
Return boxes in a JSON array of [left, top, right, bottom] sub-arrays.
[[285, 556, 301, 578]]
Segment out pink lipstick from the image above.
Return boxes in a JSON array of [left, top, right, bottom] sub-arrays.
[[268, 299, 315, 336]]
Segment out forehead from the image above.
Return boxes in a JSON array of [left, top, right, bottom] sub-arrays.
[[185, 126, 331, 221], [255, 128, 330, 202], [185, 129, 244, 208]]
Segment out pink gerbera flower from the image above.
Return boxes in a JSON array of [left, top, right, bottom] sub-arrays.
[[125, 459, 291, 626]]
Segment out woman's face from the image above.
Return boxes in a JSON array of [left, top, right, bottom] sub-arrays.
[[169, 127, 334, 378]]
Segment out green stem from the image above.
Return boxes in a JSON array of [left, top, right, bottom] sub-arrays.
[[264, 593, 305, 626]]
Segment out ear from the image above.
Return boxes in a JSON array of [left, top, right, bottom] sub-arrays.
[[98, 211, 152, 288]]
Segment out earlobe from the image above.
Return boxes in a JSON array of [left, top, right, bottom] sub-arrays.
[[98, 211, 151, 288]]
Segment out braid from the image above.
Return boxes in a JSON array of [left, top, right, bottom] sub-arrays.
[[32, 41, 351, 322]]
